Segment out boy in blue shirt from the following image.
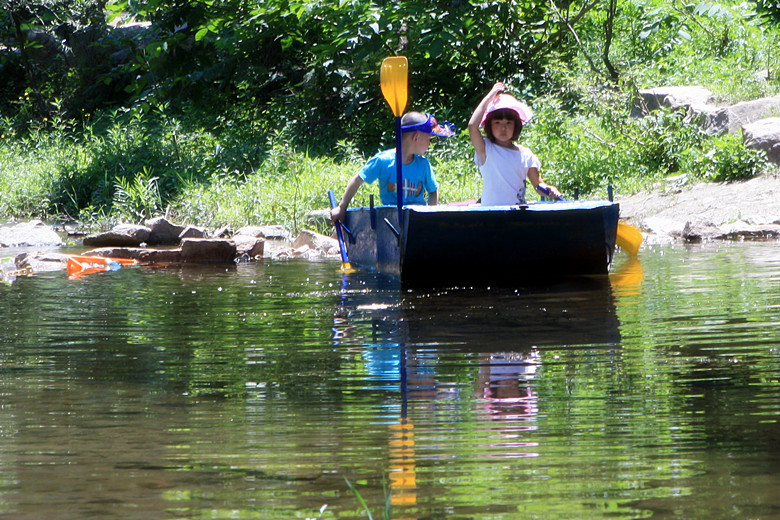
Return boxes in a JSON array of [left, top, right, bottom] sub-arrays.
[[330, 111, 454, 223]]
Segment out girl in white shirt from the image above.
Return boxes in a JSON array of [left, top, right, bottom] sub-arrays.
[[468, 82, 561, 206]]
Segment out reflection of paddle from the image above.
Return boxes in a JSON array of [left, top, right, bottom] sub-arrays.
[[610, 253, 644, 289], [389, 328, 416, 507], [537, 186, 643, 255], [380, 56, 408, 235], [328, 190, 356, 274]]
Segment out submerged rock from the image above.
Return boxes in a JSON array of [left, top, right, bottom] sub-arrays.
[[14, 252, 69, 272], [180, 238, 236, 263], [82, 238, 238, 264]]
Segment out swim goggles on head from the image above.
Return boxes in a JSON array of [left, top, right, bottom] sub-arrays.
[[401, 113, 456, 137]]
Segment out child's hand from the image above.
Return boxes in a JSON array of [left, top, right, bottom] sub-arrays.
[[491, 82, 505, 97], [330, 206, 345, 224], [536, 184, 562, 200]]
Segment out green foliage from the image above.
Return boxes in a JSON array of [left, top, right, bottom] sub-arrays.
[[171, 142, 363, 234], [112, 168, 163, 223], [1, 0, 779, 227], [752, 0, 780, 24], [695, 132, 770, 181]]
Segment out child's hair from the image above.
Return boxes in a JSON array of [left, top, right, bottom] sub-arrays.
[[401, 111, 427, 127], [484, 108, 523, 143]]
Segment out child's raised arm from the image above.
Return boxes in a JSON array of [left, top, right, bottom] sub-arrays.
[[468, 82, 505, 164]]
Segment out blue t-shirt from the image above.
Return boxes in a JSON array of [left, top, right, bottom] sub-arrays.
[[359, 149, 438, 205]]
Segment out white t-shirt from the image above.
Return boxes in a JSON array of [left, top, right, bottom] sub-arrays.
[[474, 138, 541, 206]]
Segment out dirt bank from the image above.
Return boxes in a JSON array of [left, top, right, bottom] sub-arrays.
[[615, 172, 780, 243]]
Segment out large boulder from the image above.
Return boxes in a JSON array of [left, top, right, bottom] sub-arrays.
[[0, 220, 63, 248], [703, 97, 780, 135], [234, 225, 291, 240], [178, 225, 209, 240], [231, 235, 265, 259], [743, 117, 780, 165], [83, 239, 238, 264], [83, 224, 150, 247], [288, 230, 339, 257], [145, 217, 185, 245], [235, 225, 291, 257], [632, 86, 715, 117]]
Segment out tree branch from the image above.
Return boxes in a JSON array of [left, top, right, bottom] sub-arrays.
[[526, 0, 601, 62], [548, 0, 604, 78]]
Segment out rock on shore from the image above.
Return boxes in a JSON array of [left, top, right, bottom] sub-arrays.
[[616, 173, 780, 242], [0, 220, 63, 248], [2, 217, 339, 274]]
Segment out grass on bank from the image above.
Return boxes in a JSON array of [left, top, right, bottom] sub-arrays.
[[0, 98, 772, 235]]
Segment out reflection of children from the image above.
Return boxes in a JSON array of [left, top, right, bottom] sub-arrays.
[[330, 111, 455, 223], [468, 82, 560, 206]]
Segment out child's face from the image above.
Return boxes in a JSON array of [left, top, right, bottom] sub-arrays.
[[490, 117, 515, 143], [411, 131, 432, 155]]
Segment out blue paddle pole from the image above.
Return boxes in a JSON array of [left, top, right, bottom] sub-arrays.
[[395, 116, 404, 232], [328, 190, 356, 273]]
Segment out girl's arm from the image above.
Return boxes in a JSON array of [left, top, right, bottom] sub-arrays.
[[469, 82, 505, 164], [527, 167, 562, 200]]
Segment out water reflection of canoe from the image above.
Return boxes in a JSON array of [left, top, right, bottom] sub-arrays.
[[400, 278, 622, 350], [343, 201, 619, 285], [341, 275, 622, 352]]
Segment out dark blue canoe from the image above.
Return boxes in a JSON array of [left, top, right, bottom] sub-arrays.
[[342, 200, 620, 285]]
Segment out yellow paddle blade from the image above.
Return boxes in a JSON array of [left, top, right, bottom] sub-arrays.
[[340, 262, 357, 274], [380, 56, 408, 117], [616, 222, 643, 255]]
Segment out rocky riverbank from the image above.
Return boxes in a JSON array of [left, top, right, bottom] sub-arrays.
[[2, 173, 779, 277], [1, 217, 339, 277], [615, 172, 780, 243]]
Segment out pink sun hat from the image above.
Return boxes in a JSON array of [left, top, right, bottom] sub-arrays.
[[480, 93, 534, 127]]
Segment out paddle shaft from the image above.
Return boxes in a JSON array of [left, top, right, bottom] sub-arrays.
[[395, 116, 404, 232], [380, 56, 409, 248], [328, 190, 352, 266]]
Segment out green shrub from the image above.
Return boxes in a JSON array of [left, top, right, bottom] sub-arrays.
[[696, 132, 770, 181]]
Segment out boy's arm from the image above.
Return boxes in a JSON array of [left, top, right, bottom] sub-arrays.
[[331, 174, 365, 223], [427, 190, 438, 206], [469, 82, 504, 164]]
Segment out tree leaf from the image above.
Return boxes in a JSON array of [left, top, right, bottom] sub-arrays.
[[195, 27, 210, 41]]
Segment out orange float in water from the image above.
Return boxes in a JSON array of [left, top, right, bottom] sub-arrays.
[[66, 255, 138, 278]]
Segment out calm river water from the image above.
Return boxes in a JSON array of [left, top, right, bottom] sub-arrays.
[[1, 241, 779, 519]]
